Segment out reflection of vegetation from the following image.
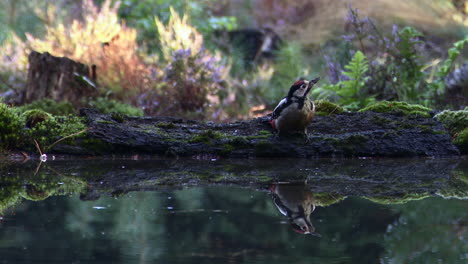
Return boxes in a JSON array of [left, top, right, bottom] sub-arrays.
[[0, 162, 466, 263], [66, 192, 166, 261], [437, 169, 468, 199], [382, 198, 467, 264], [0, 163, 86, 213], [364, 193, 431, 205], [314, 192, 346, 207], [0, 173, 23, 213]]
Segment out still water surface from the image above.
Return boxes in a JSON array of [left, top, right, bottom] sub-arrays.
[[0, 158, 466, 264]]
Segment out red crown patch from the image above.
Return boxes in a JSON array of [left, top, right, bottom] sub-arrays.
[[293, 80, 304, 86]]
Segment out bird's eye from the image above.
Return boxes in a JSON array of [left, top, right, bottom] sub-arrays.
[[301, 84, 306, 89]]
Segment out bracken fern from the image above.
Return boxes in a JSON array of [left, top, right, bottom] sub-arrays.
[[313, 50, 373, 110]]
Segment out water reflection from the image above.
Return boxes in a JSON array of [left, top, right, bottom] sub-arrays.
[[270, 184, 320, 235], [0, 158, 466, 263], [0, 186, 465, 264]]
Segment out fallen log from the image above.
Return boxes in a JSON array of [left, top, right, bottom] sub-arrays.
[[76, 108, 460, 158]]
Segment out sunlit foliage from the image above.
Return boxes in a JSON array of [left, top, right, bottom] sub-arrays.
[[155, 7, 204, 62], [25, 0, 151, 99], [0, 34, 28, 91], [0, 0, 466, 121]]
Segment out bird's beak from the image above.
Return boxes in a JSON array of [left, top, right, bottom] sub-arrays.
[[305, 77, 320, 95], [310, 77, 321, 85]]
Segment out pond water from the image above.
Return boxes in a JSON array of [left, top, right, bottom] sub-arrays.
[[0, 158, 466, 264]]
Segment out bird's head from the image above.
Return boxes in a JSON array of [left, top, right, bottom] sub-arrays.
[[290, 216, 321, 237], [287, 77, 320, 98]]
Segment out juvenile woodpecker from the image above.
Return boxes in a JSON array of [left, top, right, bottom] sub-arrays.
[[270, 77, 320, 136], [270, 184, 320, 236]]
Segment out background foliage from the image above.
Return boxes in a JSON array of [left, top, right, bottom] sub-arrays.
[[0, 0, 466, 121]]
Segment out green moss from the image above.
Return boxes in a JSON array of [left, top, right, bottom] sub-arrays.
[[21, 109, 53, 128], [331, 134, 368, 150], [371, 115, 392, 126], [255, 175, 272, 182], [254, 140, 282, 156], [434, 109, 468, 154], [19, 111, 87, 151], [246, 130, 273, 140], [0, 102, 22, 151], [17, 98, 75, 115], [5, 105, 88, 152], [111, 112, 126, 123], [259, 130, 272, 136], [220, 135, 254, 155], [87, 97, 144, 117], [97, 120, 115, 124], [221, 144, 235, 155], [189, 130, 223, 144], [324, 137, 340, 144], [453, 127, 468, 153], [229, 136, 249, 146], [434, 109, 468, 135], [157, 122, 177, 129], [359, 101, 431, 117], [315, 100, 344, 115]]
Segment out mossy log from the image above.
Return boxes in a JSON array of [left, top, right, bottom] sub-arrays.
[[23, 51, 96, 105], [76, 108, 460, 158]]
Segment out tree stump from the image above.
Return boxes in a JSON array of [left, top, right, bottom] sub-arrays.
[[23, 51, 97, 105]]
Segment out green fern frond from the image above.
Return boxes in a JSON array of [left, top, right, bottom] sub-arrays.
[[342, 50, 369, 81], [436, 37, 468, 78], [312, 50, 372, 110]]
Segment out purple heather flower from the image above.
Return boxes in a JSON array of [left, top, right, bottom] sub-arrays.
[[392, 24, 400, 42], [342, 34, 355, 42], [324, 54, 341, 84]]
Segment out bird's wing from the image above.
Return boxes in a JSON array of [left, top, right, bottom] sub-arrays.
[[271, 97, 290, 119], [271, 193, 291, 217], [310, 99, 315, 112]]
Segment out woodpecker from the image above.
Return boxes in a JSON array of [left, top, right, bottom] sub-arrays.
[[270, 77, 320, 136], [270, 184, 320, 236]]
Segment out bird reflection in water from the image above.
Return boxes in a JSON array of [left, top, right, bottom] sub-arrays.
[[270, 184, 321, 236]]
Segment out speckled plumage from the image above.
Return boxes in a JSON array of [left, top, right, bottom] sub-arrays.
[[270, 78, 320, 135]]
